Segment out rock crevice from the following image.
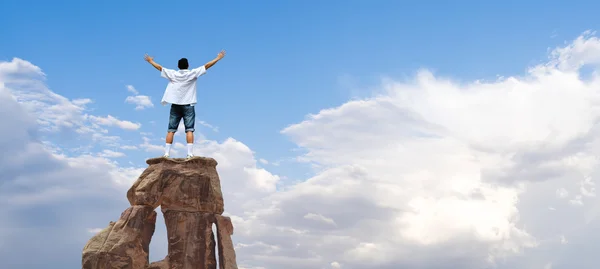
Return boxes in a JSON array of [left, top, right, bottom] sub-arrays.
[[83, 156, 238, 269]]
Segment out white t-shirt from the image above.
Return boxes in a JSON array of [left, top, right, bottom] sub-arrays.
[[160, 66, 207, 106]]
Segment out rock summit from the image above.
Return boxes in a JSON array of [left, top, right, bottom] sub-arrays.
[[82, 156, 238, 269]]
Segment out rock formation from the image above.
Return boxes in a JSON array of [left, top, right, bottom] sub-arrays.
[[82, 157, 238, 269]]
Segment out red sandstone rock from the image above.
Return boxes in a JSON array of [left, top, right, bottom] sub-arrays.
[[127, 157, 225, 214], [83, 157, 238, 269], [82, 206, 156, 269], [163, 211, 217, 269], [215, 215, 239, 269]]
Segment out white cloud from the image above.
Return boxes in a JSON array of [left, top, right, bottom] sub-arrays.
[[97, 149, 125, 158], [126, 85, 138, 94], [88, 115, 141, 130], [139, 136, 166, 153], [87, 228, 103, 234], [0, 59, 140, 148], [0, 57, 44, 79], [125, 85, 154, 110], [303, 213, 336, 226], [560, 235, 568, 244], [120, 145, 138, 150], [194, 138, 281, 198], [72, 98, 92, 106], [3, 69, 93, 134], [556, 188, 569, 198], [198, 120, 219, 132], [125, 95, 153, 110], [138, 137, 166, 156], [174, 142, 186, 149], [0, 61, 159, 268], [217, 32, 600, 268]]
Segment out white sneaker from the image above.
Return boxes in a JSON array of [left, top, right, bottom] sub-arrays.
[[163, 154, 169, 158], [186, 154, 194, 160]]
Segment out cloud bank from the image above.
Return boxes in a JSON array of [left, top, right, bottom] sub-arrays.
[[4, 32, 600, 269]]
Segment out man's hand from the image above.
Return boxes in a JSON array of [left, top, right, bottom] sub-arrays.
[[144, 53, 162, 71], [216, 50, 226, 60], [204, 50, 226, 70], [144, 53, 154, 62]]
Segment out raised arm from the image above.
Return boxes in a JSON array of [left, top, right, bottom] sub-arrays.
[[144, 53, 163, 71], [204, 50, 226, 70]]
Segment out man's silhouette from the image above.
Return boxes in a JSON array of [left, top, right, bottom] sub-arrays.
[[144, 50, 226, 158]]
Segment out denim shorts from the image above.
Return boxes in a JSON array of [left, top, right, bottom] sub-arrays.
[[168, 104, 195, 133]]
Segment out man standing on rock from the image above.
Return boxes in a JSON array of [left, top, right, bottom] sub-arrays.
[[144, 50, 226, 159]]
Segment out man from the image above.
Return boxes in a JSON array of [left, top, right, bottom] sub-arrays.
[[144, 50, 226, 158]]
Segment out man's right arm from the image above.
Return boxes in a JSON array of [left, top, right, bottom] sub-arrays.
[[144, 53, 163, 71]]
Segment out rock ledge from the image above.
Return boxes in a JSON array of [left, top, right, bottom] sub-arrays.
[[146, 156, 218, 166]]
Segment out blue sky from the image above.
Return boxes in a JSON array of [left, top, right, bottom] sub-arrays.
[[4, 0, 599, 168], [6, 1, 600, 269]]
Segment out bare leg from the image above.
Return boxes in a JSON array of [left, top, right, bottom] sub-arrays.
[[186, 131, 193, 144], [166, 132, 175, 144], [182, 105, 195, 157]]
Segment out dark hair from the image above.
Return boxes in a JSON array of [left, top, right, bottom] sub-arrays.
[[178, 58, 189, 69]]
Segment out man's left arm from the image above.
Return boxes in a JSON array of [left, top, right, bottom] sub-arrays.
[[144, 53, 163, 71], [203, 50, 226, 70]]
